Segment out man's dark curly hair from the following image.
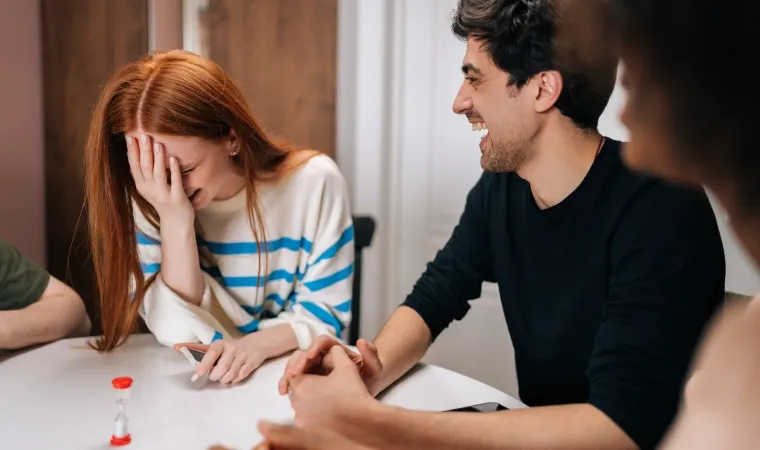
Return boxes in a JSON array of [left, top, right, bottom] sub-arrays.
[[452, 0, 618, 130]]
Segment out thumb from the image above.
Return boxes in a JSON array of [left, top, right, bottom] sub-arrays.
[[356, 339, 383, 374], [325, 345, 357, 371]]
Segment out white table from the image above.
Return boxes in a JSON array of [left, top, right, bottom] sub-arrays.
[[0, 334, 525, 449]]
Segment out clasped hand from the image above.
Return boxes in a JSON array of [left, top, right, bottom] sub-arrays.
[[278, 336, 384, 397]]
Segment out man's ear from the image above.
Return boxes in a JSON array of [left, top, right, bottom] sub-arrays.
[[533, 70, 563, 113]]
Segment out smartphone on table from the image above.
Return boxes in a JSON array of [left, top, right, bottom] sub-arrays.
[[179, 346, 215, 367]]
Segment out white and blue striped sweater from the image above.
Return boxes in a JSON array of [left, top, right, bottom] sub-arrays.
[[134, 154, 354, 350]]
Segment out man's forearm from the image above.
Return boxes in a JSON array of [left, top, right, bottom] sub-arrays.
[[159, 217, 204, 306], [372, 306, 433, 394], [350, 401, 637, 450], [0, 287, 90, 350]]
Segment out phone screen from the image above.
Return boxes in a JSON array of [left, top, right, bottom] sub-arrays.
[[179, 346, 218, 368], [187, 348, 206, 363], [447, 402, 509, 413]]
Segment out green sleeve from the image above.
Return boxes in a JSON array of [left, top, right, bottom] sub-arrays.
[[0, 239, 51, 311]]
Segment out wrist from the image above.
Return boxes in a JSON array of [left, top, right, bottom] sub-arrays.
[[331, 397, 388, 442], [158, 211, 194, 231], [248, 324, 299, 359], [344, 401, 400, 447]]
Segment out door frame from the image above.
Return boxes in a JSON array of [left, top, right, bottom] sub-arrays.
[[336, 0, 442, 337]]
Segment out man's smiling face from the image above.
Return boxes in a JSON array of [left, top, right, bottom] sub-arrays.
[[451, 37, 541, 172]]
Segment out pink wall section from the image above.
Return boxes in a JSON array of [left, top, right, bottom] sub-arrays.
[[0, 0, 46, 265]]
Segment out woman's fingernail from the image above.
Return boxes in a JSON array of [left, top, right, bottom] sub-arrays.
[[141, 134, 148, 145], [154, 142, 161, 153], [191, 374, 199, 382]]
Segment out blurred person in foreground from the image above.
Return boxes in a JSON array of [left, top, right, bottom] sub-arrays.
[[266, 0, 729, 449], [593, 1, 760, 449]]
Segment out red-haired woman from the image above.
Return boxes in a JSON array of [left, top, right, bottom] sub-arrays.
[[85, 50, 354, 385]]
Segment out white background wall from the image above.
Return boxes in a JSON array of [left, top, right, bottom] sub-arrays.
[[337, 0, 760, 397]]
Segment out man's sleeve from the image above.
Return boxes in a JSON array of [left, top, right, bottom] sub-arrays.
[[0, 239, 51, 311], [400, 174, 496, 340], [587, 183, 726, 450]]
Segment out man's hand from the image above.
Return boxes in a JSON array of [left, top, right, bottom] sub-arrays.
[[208, 421, 375, 450], [287, 346, 376, 431], [278, 336, 384, 396], [252, 421, 377, 450]]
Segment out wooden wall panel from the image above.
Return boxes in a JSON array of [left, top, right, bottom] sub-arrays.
[[41, 0, 148, 334], [199, 0, 338, 157]]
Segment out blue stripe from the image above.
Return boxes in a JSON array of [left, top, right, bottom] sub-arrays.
[[198, 236, 313, 255], [239, 292, 295, 316], [312, 226, 354, 266], [237, 319, 260, 334], [299, 301, 345, 334], [304, 264, 354, 292], [139, 232, 316, 258], [141, 262, 160, 274], [265, 292, 296, 307], [211, 331, 224, 342], [136, 232, 160, 245], [241, 304, 259, 315], [334, 299, 352, 313], [220, 268, 304, 287]]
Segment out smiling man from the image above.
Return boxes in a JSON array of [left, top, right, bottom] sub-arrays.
[[276, 1, 726, 449]]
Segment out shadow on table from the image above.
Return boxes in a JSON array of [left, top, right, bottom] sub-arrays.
[[376, 363, 425, 402], [0, 343, 44, 363], [167, 370, 251, 391]]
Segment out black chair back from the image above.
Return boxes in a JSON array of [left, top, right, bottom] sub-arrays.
[[349, 216, 376, 345]]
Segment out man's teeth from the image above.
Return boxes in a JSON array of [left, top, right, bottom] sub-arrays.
[[185, 189, 197, 198], [471, 121, 488, 140]]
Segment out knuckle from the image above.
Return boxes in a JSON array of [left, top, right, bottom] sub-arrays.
[[288, 355, 302, 369]]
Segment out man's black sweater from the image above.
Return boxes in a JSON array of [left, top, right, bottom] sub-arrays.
[[402, 139, 725, 449]]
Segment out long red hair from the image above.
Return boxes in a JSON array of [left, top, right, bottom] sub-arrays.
[[85, 50, 306, 351]]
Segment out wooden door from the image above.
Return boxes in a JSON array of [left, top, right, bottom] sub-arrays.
[[194, 0, 338, 157], [41, 0, 149, 334]]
